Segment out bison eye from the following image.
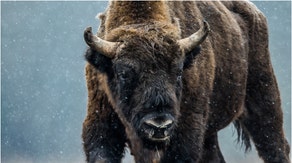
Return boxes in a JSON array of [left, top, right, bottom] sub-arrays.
[[176, 68, 183, 81], [117, 70, 130, 81], [116, 65, 135, 81]]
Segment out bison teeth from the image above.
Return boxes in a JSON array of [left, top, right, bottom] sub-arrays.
[[150, 136, 170, 141], [149, 129, 155, 137]]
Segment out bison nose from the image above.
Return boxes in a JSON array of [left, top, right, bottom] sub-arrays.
[[141, 114, 175, 141], [144, 118, 173, 129], [143, 114, 175, 130]]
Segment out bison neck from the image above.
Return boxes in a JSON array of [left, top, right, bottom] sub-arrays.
[[105, 1, 171, 31]]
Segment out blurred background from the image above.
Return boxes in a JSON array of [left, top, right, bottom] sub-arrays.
[[1, 1, 290, 163]]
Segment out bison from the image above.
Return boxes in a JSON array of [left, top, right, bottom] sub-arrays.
[[82, 1, 290, 163]]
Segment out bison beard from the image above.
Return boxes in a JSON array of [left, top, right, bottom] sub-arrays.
[[82, 1, 290, 163]]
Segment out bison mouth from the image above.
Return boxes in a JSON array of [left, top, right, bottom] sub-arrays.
[[137, 113, 175, 146]]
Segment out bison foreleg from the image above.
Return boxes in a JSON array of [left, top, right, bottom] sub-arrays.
[[82, 108, 126, 163], [200, 133, 225, 163]]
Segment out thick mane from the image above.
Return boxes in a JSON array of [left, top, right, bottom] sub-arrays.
[[105, 21, 181, 42], [117, 34, 181, 66], [103, 1, 181, 42], [105, 1, 171, 32]]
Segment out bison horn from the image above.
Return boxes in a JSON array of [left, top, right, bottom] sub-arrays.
[[84, 27, 119, 58], [178, 20, 210, 53]]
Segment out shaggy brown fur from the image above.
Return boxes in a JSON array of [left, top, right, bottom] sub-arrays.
[[82, 1, 290, 163]]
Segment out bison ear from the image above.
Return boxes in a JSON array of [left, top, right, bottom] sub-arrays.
[[183, 46, 201, 69], [85, 47, 113, 74]]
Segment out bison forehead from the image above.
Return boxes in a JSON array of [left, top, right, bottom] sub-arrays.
[[116, 35, 183, 66]]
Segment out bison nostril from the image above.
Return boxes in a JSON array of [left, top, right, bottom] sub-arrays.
[[144, 119, 173, 129], [164, 130, 168, 136]]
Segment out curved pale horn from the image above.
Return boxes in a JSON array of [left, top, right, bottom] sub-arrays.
[[84, 27, 119, 58], [178, 20, 210, 53]]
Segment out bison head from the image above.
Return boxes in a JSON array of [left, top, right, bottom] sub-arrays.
[[84, 21, 210, 149]]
